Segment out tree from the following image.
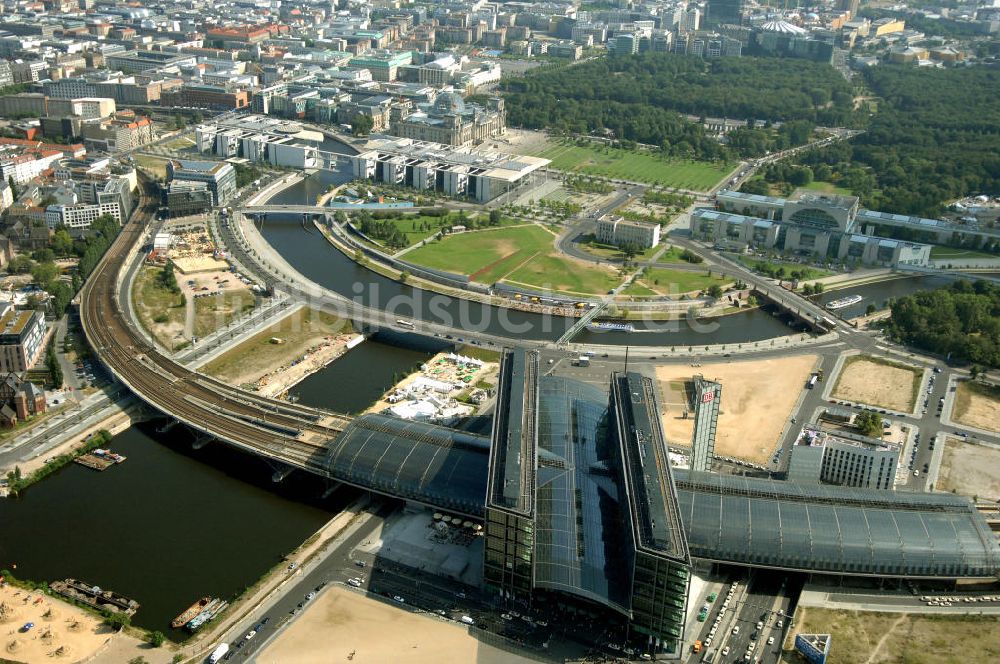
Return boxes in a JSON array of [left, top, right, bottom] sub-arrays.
[[398, 269, 411, 284], [489, 209, 502, 226], [620, 241, 640, 264], [104, 611, 131, 631], [865, 303, 877, 316], [128, 658, 149, 664], [707, 284, 723, 299], [31, 261, 59, 287], [351, 114, 374, 137], [970, 364, 982, 381], [158, 262, 180, 294], [7, 175, 18, 199], [148, 631, 166, 648], [855, 410, 884, 437], [46, 343, 62, 389]]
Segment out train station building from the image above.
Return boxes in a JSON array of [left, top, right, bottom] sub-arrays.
[[325, 349, 1000, 657]]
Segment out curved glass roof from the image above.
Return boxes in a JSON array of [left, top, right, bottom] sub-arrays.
[[324, 413, 489, 516], [674, 470, 1000, 578]]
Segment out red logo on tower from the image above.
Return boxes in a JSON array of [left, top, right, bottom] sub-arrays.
[[701, 391, 715, 404]]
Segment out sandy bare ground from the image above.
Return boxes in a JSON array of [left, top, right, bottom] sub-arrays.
[[655, 355, 817, 465], [0, 582, 114, 664], [937, 437, 1000, 499], [257, 586, 541, 664], [953, 381, 1000, 434], [831, 356, 919, 412]]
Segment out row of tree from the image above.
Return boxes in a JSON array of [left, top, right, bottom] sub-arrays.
[[885, 280, 1000, 368]]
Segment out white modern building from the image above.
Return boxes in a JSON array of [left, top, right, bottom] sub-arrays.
[[787, 426, 899, 491], [596, 216, 662, 249]]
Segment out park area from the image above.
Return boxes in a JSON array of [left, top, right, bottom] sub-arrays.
[[525, 139, 732, 191], [257, 586, 539, 664], [623, 267, 731, 297], [831, 355, 921, 413], [405, 224, 622, 295], [937, 435, 1000, 498], [781, 607, 1000, 664], [656, 355, 817, 465], [952, 381, 1000, 434]]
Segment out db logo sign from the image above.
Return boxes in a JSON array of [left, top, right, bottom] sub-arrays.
[[701, 392, 715, 403]]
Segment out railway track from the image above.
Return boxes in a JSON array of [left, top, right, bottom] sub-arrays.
[[78, 182, 351, 473]]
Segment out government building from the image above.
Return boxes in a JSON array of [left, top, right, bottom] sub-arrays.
[[692, 189, 932, 267]]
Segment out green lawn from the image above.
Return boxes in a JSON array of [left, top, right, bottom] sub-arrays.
[[528, 140, 733, 191], [505, 254, 620, 295], [930, 246, 998, 260], [739, 256, 836, 280], [655, 245, 699, 265], [365, 213, 525, 250], [621, 281, 660, 297], [633, 268, 730, 295], [576, 235, 660, 261], [801, 180, 854, 196], [405, 225, 555, 284]]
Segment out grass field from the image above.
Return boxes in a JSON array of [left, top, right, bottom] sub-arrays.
[[739, 256, 836, 279], [952, 380, 1000, 433], [831, 355, 921, 412], [930, 246, 999, 260], [202, 309, 345, 386], [132, 267, 185, 349], [134, 154, 168, 180], [505, 253, 619, 295], [192, 291, 256, 338], [781, 607, 1000, 664], [405, 224, 625, 293], [801, 180, 854, 196], [576, 235, 661, 261], [625, 267, 729, 296], [405, 225, 555, 284], [527, 139, 732, 191]]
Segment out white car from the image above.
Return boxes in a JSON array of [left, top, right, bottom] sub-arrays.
[[347, 578, 361, 588], [245, 630, 256, 640], [732, 625, 740, 635], [767, 636, 775, 645], [722, 646, 731, 656], [393, 595, 406, 604]]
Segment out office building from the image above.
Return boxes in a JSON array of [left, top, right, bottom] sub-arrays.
[[596, 217, 661, 249], [690, 376, 722, 472], [162, 181, 213, 217], [167, 160, 236, 207], [787, 427, 899, 491], [838, 0, 861, 18], [0, 304, 46, 373], [693, 189, 933, 267], [707, 0, 746, 27]]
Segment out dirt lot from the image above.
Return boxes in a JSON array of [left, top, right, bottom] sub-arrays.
[[0, 582, 114, 663], [656, 355, 817, 465], [831, 355, 921, 413], [953, 381, 1000, 434], [780, 607, 1000, 664], [257, 585, 542, 664], [201, 308, 350, 388], [937, 436, 1000, 499]]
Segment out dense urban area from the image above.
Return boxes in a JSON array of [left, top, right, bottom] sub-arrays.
[[0, 0, 998, 664]]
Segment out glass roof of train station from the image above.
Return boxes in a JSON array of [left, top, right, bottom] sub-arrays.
[[673, 470, 1000, 578], [322, 385, 1000, 580]]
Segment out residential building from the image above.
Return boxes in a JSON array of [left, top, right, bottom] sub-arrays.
[[0, 371, 46, 428], [0, 304, 46, 373], [596, 217, 661, 249], [80, 115, 155, 153], [690, 376, 722, 473]]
